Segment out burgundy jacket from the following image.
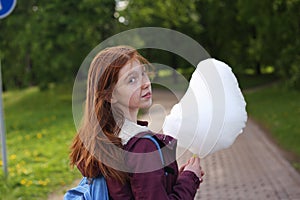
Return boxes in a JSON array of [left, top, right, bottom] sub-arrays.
[[106, 132, 200, 199], [77, 122, 200, 199]]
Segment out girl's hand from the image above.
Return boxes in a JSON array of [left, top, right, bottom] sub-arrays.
[[182, 156, 205, 183], [179, 160, 190, 174]]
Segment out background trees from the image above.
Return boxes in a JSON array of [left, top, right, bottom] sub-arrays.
[[0, 0, 299, 90], [0, 0, 118, 90]]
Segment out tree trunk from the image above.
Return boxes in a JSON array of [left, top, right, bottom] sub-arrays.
[[255, 61, 261, 75]]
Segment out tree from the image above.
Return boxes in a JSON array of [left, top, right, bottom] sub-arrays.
[[196, 0, 249, 73], [271, 0, 300, 89], [0, 0, 118, 90], [117, 0, 202, 82]]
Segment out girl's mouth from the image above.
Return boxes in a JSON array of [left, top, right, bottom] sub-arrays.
[[142, 92, 152, 98]]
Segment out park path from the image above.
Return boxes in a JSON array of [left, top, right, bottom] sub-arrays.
[[49, 89, 300, 199]]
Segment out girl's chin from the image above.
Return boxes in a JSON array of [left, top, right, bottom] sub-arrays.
[[140, 101, 152, 109]]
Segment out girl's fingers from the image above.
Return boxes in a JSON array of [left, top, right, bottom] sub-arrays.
[[189, 156, 195, 164], [199, 177, 203, 183], [179, 163, 188, 173], [201, 170, 205, 176], [194, 157, 200, 164], [187, 158, 191, 165], [189, 156, 200, 168], [179, 158, 193, 173]]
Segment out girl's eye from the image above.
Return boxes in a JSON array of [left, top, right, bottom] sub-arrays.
[[129, 77, 136, 83]]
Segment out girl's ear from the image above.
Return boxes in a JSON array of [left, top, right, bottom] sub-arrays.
[[110, 96, 118, 104], [110, 93, 118, 104]]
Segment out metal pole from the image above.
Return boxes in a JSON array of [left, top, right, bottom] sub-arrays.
[[0, 59, 8, 177]]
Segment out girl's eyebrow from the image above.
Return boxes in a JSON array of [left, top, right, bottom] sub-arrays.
[[120, 64, 143, 82], [124, 71, 138, 81]]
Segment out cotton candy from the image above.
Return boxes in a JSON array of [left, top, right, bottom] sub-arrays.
[[162, 58, 247, 158]]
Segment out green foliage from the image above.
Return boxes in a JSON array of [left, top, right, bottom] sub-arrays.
[[0, 84, 81, 200], [0, 0, 118, 90], [1, 0, 300, 90], [288, 63, 300, 89], [116, 0, 203, 71], [119, 0, 200, 30]]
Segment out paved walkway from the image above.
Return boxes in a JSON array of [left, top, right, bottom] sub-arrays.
[[193, 119, 300, 199], [49, 90, 300, 199]]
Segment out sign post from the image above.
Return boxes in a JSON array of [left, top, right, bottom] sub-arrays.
[[0, 60, 8, 177], [0, 0, 17, 177]]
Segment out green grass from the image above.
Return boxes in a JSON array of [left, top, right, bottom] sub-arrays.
[[244, 83, 300, 169], [0, 84, 81, 200]]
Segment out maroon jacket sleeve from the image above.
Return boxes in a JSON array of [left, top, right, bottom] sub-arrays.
[[126, 138, 200, 200], [106, 177, 134, 200]]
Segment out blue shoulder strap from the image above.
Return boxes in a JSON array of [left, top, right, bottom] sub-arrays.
[[90, 176, 109, 199], [142, 134, 168, 176], [64, 176, 109, 200], [64, 177, 92, 200]]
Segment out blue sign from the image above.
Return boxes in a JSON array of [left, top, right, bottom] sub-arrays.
[[0, 0, 17, 19]]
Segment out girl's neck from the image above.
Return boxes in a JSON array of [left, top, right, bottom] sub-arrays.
[[113, 103, 139, 123], [123, 109, 138, 123]]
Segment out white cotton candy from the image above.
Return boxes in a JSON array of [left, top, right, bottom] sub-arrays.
[[162, 58, 247, 158]]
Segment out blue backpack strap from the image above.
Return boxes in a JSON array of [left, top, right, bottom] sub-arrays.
[[142, 134, 168, 176], [90, 176, 109, 199], [64, 177, 92, 200], [64, 176, 109, 200]]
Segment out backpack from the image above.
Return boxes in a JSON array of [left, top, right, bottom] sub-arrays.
[[64, 134, 165, 200], [64, 176, 109, 200]]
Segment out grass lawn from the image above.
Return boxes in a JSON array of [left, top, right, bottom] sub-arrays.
[[0, 84, 81, 200], [244, 83, 300, 170]]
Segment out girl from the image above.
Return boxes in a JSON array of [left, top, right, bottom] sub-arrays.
[[70, 46, 204, 199]]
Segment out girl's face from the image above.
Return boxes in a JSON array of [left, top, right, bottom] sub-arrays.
[[111, 60, 152, 118]]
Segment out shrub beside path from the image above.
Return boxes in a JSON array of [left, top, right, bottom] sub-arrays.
[[49, 89, 300, 199]]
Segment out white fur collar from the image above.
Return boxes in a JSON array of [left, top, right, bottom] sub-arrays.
[[119, 119, 149, 145]]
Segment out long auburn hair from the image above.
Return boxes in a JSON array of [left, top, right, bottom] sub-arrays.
[[70, 46, 150, 184]]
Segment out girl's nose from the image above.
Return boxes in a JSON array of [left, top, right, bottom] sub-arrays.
[[142, 74, 151, 89]]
